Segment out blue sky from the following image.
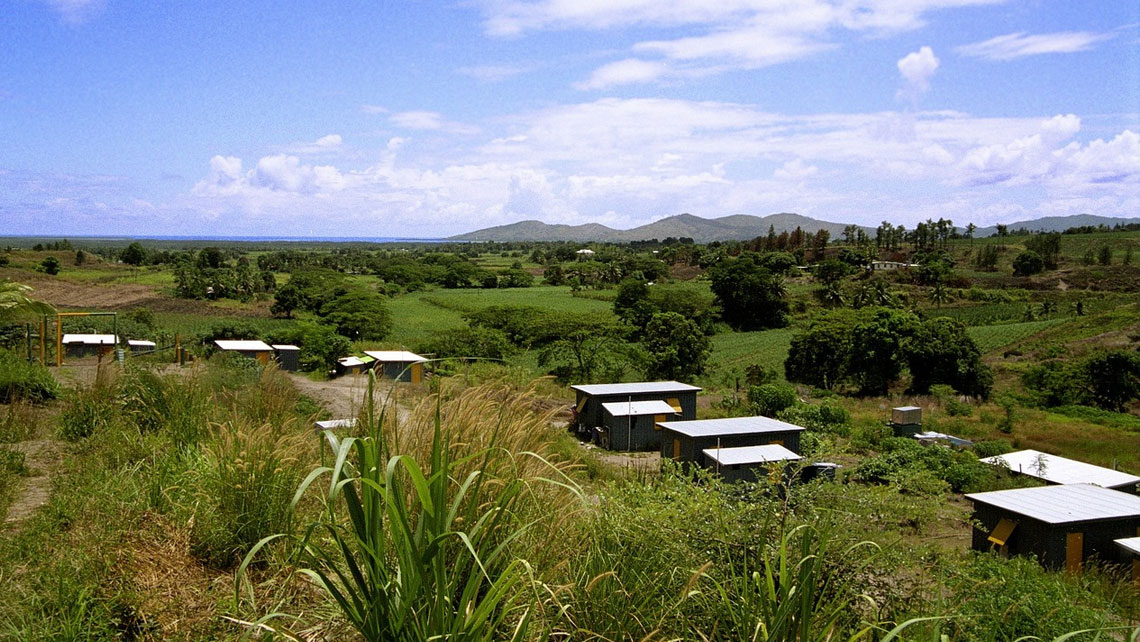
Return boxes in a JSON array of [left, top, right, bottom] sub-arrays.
[[2, 0, 1138, 237]]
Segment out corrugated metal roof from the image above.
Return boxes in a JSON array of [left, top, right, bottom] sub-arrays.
[[980, 449, 1140, 490], [657, 416, 805, 437], [571, 381, 701, 396], [1116, 537, 1140, 556], [703, 444, 802, 466], [127, 339, 155, 347], [62, 334, 117, 345], [315, 419, 357, 431], [893, 406, 921, 411], [215, 339, 273, 352], [272, 344, 300, 351], [363, 350, 426, 363], [338, 356, 365, 367], [601, 400, 678, 417], [965, 484, 1140, 525]]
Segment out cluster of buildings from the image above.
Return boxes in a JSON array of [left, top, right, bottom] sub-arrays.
[[574, 384, 1139, 581], [571, 381, 833, 484], [212, 340, 428, 383]]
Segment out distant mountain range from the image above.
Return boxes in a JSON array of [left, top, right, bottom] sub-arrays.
[[450, 213, 1140, 243], [450, 213, 867, 243]]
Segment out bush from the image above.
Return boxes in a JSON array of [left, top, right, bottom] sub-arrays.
[[973, 439, 1013, 458], [419, 326, 515, 361], [748, 383, 797, 416], [1012, 250, 1044, 276], [0, 350, 58, 403], [776, 402, 850, 435]]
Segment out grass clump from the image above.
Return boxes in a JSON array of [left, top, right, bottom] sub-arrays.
[[0, 350, 58, 404], [186, 421, 307, 568]]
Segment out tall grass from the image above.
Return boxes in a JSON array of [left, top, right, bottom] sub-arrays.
[[0, 349, 58, 404], [241, 375, 568, 640]]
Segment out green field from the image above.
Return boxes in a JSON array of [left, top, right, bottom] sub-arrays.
[[709, 328, 795, 381], [965, 319, 1065, 353]]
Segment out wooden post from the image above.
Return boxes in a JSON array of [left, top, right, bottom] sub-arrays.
[[56, 314, 62, 367]]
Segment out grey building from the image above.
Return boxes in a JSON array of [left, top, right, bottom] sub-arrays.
[[571, 381, 699, 437], [966, 484, 1140, 572], [702, 444, 802, 483], [596, 400, 679, 451], [62, 334, 117, 358], [1114, 537, 1139, 584], [658, 416, 806, 466], [890, 406, 922, 437], [363, 351, 427, 383], [273, 344, 301, 372]]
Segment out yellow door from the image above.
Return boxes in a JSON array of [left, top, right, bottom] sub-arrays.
[[768, 440, 784, 446], [654, 414, 666, 427], [1133, 560, 1139, 586], [672, 439, 681, 460], [411, 363, 423, 383], [1065, 532, 1083, 573], [257, 352, 270, 365], [666, 397, 682, 413]]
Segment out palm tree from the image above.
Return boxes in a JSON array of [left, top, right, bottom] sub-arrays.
[[0, 281, 55, 321], [929, 282, 950, 308]]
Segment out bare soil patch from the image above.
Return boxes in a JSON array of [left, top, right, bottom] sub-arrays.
[[2, 439, 64, 526], [20, 275, 161, 310], [287, 372, 395, 420]]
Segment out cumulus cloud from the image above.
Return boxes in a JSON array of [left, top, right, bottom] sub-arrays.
[[574, 59, 672, 90], [956, 31, 1114, 60], [897, 46, 939, 102], [173, 97, 1140, 236]]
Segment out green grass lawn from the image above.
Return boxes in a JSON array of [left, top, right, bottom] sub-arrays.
[[418, 286, 614, 315]]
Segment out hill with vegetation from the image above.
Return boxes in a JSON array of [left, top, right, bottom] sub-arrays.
[[451, 212, 867, 242]]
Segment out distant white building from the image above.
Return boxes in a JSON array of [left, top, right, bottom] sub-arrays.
[[575, 248, 595, 259], [870, 260, 919, 271]]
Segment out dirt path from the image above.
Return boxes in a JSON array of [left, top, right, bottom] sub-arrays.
[[287, 372, 397, 419], [3, 438, 65, 526]]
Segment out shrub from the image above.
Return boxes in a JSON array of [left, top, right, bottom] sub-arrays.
[[776, 402, 850, 435], [748, 383, 798, 416], [1012, 250, 1044, 276], [0, 350, 59, 403], [973, 439, 1013, 458]]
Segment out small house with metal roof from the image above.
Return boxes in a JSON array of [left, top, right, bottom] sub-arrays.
[[657, 416, 805, 466], [703, 444, 802, 483], [980, 449, 1140, 493], [336, 356, 370, 376], [127, 339, 155, 355], [966, 484, 1140, 571], [62, 334, 117, 358], [214, 339, 274, 365], [363, 350, 427, 383], [272, 344, 300, 372], [596, 400, 679, 451], [571, 381, 699, 438], [1115, 537, 1140, 585]]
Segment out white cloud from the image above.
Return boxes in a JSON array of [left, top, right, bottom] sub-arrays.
[[390, 111, 480, 135], [956, 31, 1114, 60], [180, 99, 1140, 236], [281, 134, 344, 155], [360, 104, 388, 115], [897, 46, 939, 101], [478, 0, 1001, 88], [456, 64, 534, 82], [574, 59, 671, 90], [41, 0, 102, 24]]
